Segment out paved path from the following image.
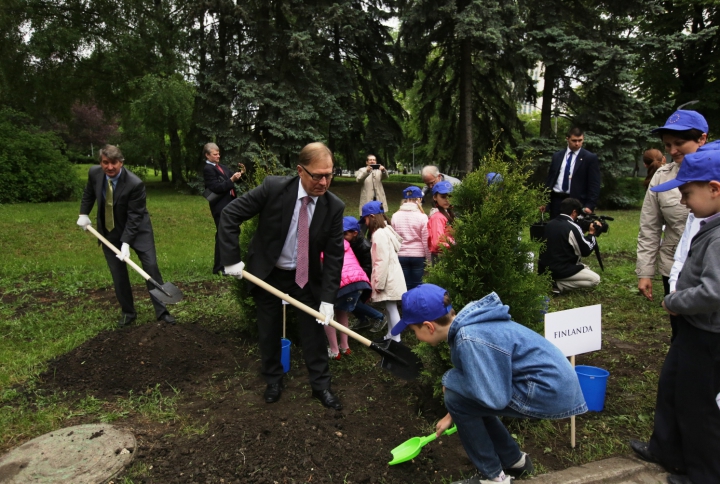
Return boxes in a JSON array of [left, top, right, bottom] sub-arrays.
[[532, 456, 668, 484]]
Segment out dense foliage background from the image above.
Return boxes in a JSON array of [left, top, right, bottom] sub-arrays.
[[1, 0, 718, 201]]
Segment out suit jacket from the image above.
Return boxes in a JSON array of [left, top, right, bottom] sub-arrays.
[[218, 176, 345, 303], [80, 165, 155, 251], [203, 162, 236, 218], [545, 148, 601, 210]]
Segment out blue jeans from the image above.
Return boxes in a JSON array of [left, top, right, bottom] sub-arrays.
[[444, 388, 523, 479], [352, 301, 384, 321], [398, 256, 425, 290]]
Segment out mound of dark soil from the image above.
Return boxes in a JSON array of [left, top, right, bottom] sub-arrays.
[[40, 323, 239, 399]]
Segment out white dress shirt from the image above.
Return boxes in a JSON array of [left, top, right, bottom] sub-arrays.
[[553, 148, 580, 194], [276, 183, 318, 270]]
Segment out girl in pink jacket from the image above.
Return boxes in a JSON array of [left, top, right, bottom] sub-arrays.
[[324, 217, 373, 360], [428, 180, 456, 264]]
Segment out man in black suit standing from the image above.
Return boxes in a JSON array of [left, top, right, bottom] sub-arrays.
[[219, 142, 344, 410], [541, 127, 601, 219], [202, 142, 243, 274], [77, 145, 175, 327]]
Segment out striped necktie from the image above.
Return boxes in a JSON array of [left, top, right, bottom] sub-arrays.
[[295, 196, 310, 288]]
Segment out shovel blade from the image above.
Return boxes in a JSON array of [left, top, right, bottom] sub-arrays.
[[370, 339, 423, 381], [149, 282, 183, 304], [388, 436, 423, 465]]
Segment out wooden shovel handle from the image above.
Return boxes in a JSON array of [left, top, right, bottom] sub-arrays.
[[85, 225, 151, 282], [241, 269, 374, 347]]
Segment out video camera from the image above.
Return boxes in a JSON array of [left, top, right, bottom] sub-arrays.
[[576, 213, 614, 236]]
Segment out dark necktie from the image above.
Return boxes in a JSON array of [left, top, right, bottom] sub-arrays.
[[105, 179, 115, 232], [216, 164, 235, 197], [562, 152, 573, 192], [295, 196, 310, 288]]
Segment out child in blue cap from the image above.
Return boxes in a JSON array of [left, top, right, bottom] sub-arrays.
[[393, 284, 587, 484], [391, 186, 430, 290], [630, 150, 720, 484], [428, 180, 456, 264], [360, 201, 407, 340]]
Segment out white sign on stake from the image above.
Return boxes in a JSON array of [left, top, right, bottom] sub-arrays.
[[544, 304, 602, 357]]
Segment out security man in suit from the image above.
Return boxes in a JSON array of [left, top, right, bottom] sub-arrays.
[[77, 145, 175, 327], [541, 127, 601, 219], [202, 142, 243, 274], [219, 142, 345, 410]]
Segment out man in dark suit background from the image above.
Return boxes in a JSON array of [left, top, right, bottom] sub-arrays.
[[541, 127, 601, 219], [219, 142, 345, 410], [202, 142, 243, 274], [77, 145, 175, 327]]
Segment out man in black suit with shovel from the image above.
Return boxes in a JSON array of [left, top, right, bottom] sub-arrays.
[[219, 142, 345, 410], [77, 145, 175, 327]]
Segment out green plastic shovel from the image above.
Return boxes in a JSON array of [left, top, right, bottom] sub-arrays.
[[388, 426, 457, 465]]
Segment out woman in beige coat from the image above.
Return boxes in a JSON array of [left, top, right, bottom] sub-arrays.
[[356, 154, 389, 214], [361, 201, 407, 342]]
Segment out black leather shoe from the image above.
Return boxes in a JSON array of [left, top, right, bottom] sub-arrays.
[[629, 439, 659, 464], [667, 475, 693, 484], [264, 382, 284, 403], [312, 389, 342, 410], [158, 313, 176, 325], [117, 313, 136, 328]]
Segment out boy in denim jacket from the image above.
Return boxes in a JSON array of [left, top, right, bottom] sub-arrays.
[[392, 284, 587, 484], [630, 151, 720, 484]]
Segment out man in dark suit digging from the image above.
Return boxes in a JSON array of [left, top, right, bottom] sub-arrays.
[[541, 127, 601, 219], [77, 144, 175, 327], [219, 142, 345, 410]]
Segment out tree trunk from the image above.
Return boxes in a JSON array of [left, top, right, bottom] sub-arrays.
[[458, 37, 473, 173], [169, 118, 184, 185], [540, 63, 557, 138]]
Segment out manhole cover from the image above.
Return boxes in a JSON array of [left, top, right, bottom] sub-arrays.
[[0, 424, 135, 483]]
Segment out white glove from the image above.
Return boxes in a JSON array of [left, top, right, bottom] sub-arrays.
[[77, 214, 92, 230], [116, 243, 130, 261], [317, 302, 334, 326], [224, 261, 245, 279]]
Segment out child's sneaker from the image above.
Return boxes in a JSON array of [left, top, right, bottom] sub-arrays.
[[505, 452, 533, 477], [369, 316, 387, 333], [327, 348, 341, 360], [451, 472, 513, 484], [340, 348, 352, 356]]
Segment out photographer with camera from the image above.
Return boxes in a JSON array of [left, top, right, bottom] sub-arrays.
[[356, 154, 388, 216], [539, 198, 601, 294]]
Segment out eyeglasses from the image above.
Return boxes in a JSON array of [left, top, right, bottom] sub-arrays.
[[300, 165, 334, 181]]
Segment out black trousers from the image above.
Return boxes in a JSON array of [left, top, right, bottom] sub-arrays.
[[548, 192, 569, 219], [649, 319, 720, 482], [101, 231, 168, 319], [211, 210, 223, 274], [252, 267, 331, 391]]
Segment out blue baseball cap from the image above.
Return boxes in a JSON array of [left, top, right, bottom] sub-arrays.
[[360, 200, 384, 218], [343, 216, 360, 232], [486, 172, 504, 185], [403, 186, 423, 199], [432, 180, 454, 195], [651, 110, 708, 134], [391, 284, 453, 336], [651, 150, 720, 192]]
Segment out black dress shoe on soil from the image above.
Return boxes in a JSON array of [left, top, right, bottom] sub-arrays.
[[264, 383, 284, 403], [117, 313, 136, 328], [629, 439, 659, 464], [667, 474, 693, 484], [158, 313, 176, 325], [312, 389, 342, 410]]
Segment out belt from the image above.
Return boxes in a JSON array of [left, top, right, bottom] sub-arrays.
[[551, 192, 570, 198]]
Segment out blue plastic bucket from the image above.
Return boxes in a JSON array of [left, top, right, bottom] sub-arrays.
[[575, 365, 610, 411], [281, 338, 292, 373]]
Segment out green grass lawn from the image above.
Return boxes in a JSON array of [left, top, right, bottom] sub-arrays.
[[0, 174, 670, 472]]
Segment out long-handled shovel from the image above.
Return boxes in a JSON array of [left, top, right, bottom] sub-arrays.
[[85, 225, 183, 304], [388, 426, 457, 465], [241, 269, 422, 381]]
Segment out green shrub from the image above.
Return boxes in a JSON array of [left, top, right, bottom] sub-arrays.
[[600, 176, 645, 210], [419, 148, 552, 397], [0, 109, 80, 203]]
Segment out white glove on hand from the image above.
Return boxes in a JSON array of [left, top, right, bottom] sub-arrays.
[[224, 261, 245, 279], [317, 302, 334, 326], [116, 243, 131, 261], [77, 214, 92, 230]]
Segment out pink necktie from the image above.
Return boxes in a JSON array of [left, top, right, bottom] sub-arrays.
[[216, 164, 235, 197], [295, 196, 310, 288]]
